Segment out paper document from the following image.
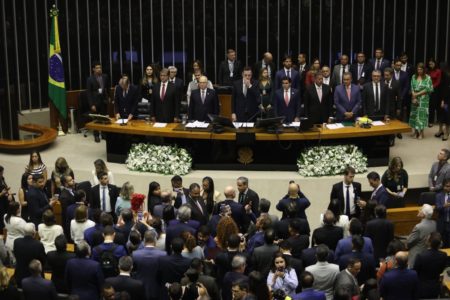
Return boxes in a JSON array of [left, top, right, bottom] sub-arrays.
[[115, 119, 129, 124], [371, 121, 385, 126], [326, 123, 344, 130], [153, 123, 167, 128], [233, 122, 254, 128], [283, 122, 301, 127], [185, 121, 210, 128]]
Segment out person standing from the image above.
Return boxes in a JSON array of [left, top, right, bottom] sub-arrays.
[[427, 58, 442, 128], [231, 67, 260, 122], [303, 71, 333, 125], [334, 72, 362, 122], [188, 76, 220, 121], [150, 68, 180, 123], [114, 76, 139, 122], [218, 49, 242, 85]]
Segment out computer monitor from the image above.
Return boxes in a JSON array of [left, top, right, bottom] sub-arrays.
[[255, 116, 285, 133], [208, 114, 235, 133]]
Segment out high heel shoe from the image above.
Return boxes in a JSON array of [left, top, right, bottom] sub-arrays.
[[435, 132, 444, 138], [443, 134, 449, 141]]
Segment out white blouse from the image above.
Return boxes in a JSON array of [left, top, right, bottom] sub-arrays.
[[4, 215, 27, 250], [70, 219, 96, 245], [38, 224, 64, 253]]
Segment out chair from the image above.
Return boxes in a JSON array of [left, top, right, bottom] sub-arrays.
[[136, 101, 151, 120], [418, 191, 436, 205]]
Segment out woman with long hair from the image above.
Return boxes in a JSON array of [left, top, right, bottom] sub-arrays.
[[115, 182, 134, 216], [200, 176, 221, 215], [266, 252, 298, 297], [4, 202, 26, 261], [141, 64, 159, 101], [51, 157, 74, 195], [181, 231, 205, 260], [91, 159, 114, 185], [305, 58, 321, 87], [409, 62, 434, 139], [381, 157, 408, 208], [258, 68, 274, 115], [18, 173, 32, 221], [427, 58, 442, 128], [147, 181, 162, 213], [215, 216, 239, 249], [25, 151, 47, 182]]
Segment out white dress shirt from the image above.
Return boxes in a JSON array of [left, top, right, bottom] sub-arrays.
[[342, 182, 355, 215], [99, 184, 112, 212]]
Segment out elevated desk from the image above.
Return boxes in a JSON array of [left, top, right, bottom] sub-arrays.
[[86, 119, 411, 170]]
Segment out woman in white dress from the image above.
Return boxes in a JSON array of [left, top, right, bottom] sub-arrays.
[[70, 204, 95, 245], [38, 209, 63, 253], [4, 202, 26, 256]]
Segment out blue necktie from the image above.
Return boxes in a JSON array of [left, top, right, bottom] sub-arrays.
[[345, 186, 351, 216], [102, 186, 106, 211]]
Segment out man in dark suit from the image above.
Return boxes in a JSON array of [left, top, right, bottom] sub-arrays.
[[273, 77, 301, 123], [46, 235, 76, 294], [90, 172, 119, 222], [399, 52, 415, 78], [362, 70, 390, 118], [393, 60, 410, 108], [276, 182, 310, 220], [158, 237, 191, 299], [187, 183, 209, 225], [168, 66, 185, 96], [275, 55, 300, 90], [27, 173, 57, 227], [65, 240, 104, 300], [335, 219, 374, 261], [188, 75, 220, 121], [171, 175, 190, 208], [302, 71, 333, 124], [22, 259, 57, 300], [296, 53, 309, 94], [288, 218, 310, 258], [435, 178, 450, 247], [253, 52, 275, 80], [231, 67, 260, 122], [413, 232, 447, 299], [364, 204, 394, 260], [165, 205, 196, 253], [86, 61, 110, 143], [214, 186, 248, 233], [384, 67, 403, 119], [369, 48, 390, 73], [114, 76, 139, 122], [330, 54, 351, 89], [236, 176, 260, 216], [218, 49, 242, 85], [334, 258, 361, 298], [350, 52, 373, 87], [330, 166, 362, 218], [379, 251, 420, 300], [312, 210, 343, 251], [251, 229, 279, 278], [105, 256, 145, 300], [59, 174, 78, 238], [150, 68, 180, 123], [366, 171, 390, 207], [214, 234, 248, 284], [132, 230, 167, 300], [334, 72, 362, 122], [13, 223, 46, 288]]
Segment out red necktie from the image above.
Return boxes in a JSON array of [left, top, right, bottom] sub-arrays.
[[284, 90, 289, 106], [161, 83, 166, 101]]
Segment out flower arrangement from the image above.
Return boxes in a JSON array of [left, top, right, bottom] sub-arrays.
[[126, 143, 192, 175], [297, 144, 368, 177], [130, 193, 145, 212]]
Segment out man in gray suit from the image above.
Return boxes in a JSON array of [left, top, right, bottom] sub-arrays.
[[429, 149, 450, 192], [251, 228, 279, 278], [330, 54, 350, 89], [334, 258, 361, 298], [407, 204, 437, 268]]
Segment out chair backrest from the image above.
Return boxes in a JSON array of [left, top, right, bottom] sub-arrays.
[[136, 101, 151, 119], [418, 191, 436, 205]]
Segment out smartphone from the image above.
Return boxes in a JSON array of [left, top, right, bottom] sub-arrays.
[[137, 211, 143, 221]]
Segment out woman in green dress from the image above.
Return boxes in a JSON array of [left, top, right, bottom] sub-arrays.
[[409, 63, 434, 139]]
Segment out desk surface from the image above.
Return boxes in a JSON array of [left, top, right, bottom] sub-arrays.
[[86, 119, 411, 141]]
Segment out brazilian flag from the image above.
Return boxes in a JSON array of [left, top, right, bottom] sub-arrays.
[[48, 5, 66, 119]]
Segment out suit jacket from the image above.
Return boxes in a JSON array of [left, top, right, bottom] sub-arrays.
[[215, 249, 248, 283], [231, 79, 260, 122], [13, 236, 46, 287], [293, 288, 326, 300], [276, 194, 311, 220], [379, 268, 419, 300], [301, 247, 335, 268], [187, 196, 209, 225], [59, 187, 76, 237], [165, 221, 196, 254], [362, 81, 390, 116], [334, 236, 374, 262], [393, 69, 410, 101], [22, 276, 57, 300], [114, 84, 140, 119], [288, 234, 310, 258], [312, 225, 343, 251], [150, 81, 180, 122], [188, 88, 220, 121], [385, 79, 402, 115], [330, 64, 351, 89], [334, 270, 360, 297], [173, 187, 190, 208], [274, 218, 311, 240], [302, 84, 333, 124], [253, 60, 275, 80], [334, 84, 362, 122], [218, 59, 242, 85], [86, 74, 110, 109], [46, 250, 76, 293], [157, 254, 191, 299], [350, 62, 373, 86], [27, 186, 51, 227], [222, 272, 248, 300], [435, 191, 450, 233], [337, 251, 377, 285], [65, 257, 104, 300], [105, 274, 145, 300], [371, 185, 390, 206], [214, 199, 247, 232], [428, 161, 450, 191], [413, 248, 447, 298], [132, 246, 167, 299], [406, 218, 437, 268], [273, 88, 301, 123], [169, 77, 185, 94], [90, 184, 119, 220], [251, 244, 279, 278], [330, 181, 362, 218], [275, 68, 300, 90], [238, 188, 260, 216], [364, 218, 394, 260], [369, 58, 391, 73]]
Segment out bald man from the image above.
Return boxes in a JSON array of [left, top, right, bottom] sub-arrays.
[[188, 75, 220, 121], [253, 52, 275, 80], [213, 186, 247, 232], [276, 182, 311, 220]]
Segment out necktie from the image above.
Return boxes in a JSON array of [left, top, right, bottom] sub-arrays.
[[96, 76, 103, 89], [317, 86, 322, 102], [346, 86, 351, 100], [229, 62, 234, 74], [341, 66, 344, 83], [395, 71, 399, 80], [239, 193, 245, 204], [287, 69, 291, 78], [376, 60, 380, 70], [243, 83, 247, 97], [375, 82, 380, 110], [284, 90, 289, 106], [201, 90, 205, 103], [358, 65, 362, 80], [102, 186, 106, 211], [345, 186, 351, 216], [161, 83, 166, 101]]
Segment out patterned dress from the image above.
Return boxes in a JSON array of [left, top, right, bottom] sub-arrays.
[[409, 74, 433, 130]]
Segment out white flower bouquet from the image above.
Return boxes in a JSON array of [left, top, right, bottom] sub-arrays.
[[297, 144, 367, 177], [126, 143, 192, 175]]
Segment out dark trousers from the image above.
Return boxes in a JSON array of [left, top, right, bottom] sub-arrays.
[[92, 103, 107, 138], [429, 91, 439, 124], [441, 222, 450, 248]]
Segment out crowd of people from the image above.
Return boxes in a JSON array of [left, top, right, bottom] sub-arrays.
[[86, 49, 450, 143], [0, 147, 450, 299]]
